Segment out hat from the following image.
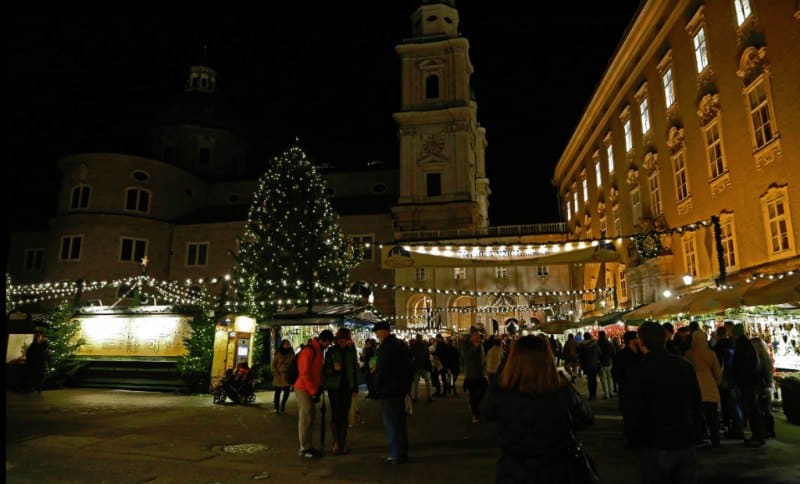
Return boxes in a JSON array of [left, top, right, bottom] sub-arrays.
[[372, 321, 391, 331]]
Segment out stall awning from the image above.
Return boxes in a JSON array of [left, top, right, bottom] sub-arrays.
[[742, 272, 800, 307], [578, 310, 630, 327], [261, 303, 386, 328]]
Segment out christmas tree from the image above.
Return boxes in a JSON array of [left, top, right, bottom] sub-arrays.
[[233, 144, 359, 322], [42, 301, 86, 386], [176, 299, 216, 392]]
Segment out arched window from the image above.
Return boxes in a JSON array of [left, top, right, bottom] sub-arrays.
[[425, 74, 440, 99]]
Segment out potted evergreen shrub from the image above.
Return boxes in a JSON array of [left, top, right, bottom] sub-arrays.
[[778, 372, 800, 425]]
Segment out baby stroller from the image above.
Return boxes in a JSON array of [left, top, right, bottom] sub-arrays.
[[212, 363, 260, 404]]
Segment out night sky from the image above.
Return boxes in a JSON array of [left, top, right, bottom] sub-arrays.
[[6, 5, 641, 235]]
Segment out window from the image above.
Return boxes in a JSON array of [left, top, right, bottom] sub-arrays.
[[595, 159, 602, 187], [198, 147, 211, 166], [425, 74, 440, 99], [631, 184, 643, 226], [454, 267, 466, 280], [572, 191, 579, 212], [619, 265, 628, 299], [131, 170, 150, 182], [120, 237, 147, 263], [720, 214, 738, 270], [648, 171, 663, 216], [639, 95, 651, 134], [566, 196, 572, 221], [414, 267, 427, 282], [70, 185, 91, 210], [495, 266, 508, 279], [612, 205, 622, 237], [734, 0, 752, 26], [623, 118, 633, 153], [352, 234, 374, 261], [186, 242, 209, 266], [426, 173, 442, 197], [746, 79, 775, 149], [606, 142, 615, 173], [537, 265, 550, 277], [704, 120, 727, 179], [761, 187, 794, 255], [24, 248, 44, 271], [125, 188, 151, 213], [59, 235, 82, 261], [672, 151, 690, 202], [582, 179, 588, 204], [692, 26, 710, 73], [662, 66, 676, 108], [682, 234, 698, 277]]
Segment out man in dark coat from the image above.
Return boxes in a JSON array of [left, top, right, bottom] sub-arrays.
[[731, 324, 765, 447], [26, 332, 52, 394], [625, 322, 702, 483], [373, 322, 413, 464], [578, 332, 601, 400], [611, 331, 642, 445]]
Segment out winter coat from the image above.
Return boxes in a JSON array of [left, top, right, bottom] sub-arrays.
[[578, 339, 601, 371], [323, 344, 360, 391], [611, 347, 641, 392], [411, 341, 432, 371], [563, 338, 579, 360], [374, 334, 414, 398], [732, 336, 761, 388], [294, 339, 325, 395], [483, 382, 594, 484], [684, 331, 722, 403], [598, 337, 615, 367], [486, 345, 503, 374], [461, 340, 486, 379], [271, 348, 294, 388]]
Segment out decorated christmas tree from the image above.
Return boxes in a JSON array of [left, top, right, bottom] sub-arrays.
[[176, 299, 216, 392], [42, 301, 86, 386], [233, 144, 359, 322]]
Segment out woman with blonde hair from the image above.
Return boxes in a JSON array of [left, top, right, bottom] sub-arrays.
[[483, 334, 594, 483]]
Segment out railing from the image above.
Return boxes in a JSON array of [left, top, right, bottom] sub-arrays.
[[395, 223, 568, 242]]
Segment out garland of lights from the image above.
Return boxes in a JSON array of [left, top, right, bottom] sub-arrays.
[[364, 281, 613, 298]]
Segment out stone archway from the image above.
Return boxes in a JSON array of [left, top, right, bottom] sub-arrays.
[[406, 294, 433, 330], [450, 295, 475, 332]]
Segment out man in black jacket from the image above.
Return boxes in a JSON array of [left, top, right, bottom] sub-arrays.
[[625, 322, 702, 483], [373, 321, 413, 464]]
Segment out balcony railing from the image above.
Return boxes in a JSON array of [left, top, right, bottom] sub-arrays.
[[395, 223, 568, 242]]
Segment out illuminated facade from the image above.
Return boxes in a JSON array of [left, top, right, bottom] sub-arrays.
[[553, 0, 800, 308]]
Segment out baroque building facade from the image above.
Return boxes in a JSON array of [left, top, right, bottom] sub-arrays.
[[553, 0, 800, 309]]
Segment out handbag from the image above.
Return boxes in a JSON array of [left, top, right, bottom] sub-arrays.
[[565, 432, 600, 484], [404, 393, 413, 416]]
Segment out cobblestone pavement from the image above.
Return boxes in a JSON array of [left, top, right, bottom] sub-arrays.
[[6, 376, 800, 483]]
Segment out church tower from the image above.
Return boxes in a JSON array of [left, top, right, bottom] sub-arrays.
[[392, 0, 490, 233]]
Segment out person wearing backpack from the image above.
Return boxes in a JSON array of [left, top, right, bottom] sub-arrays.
[[294, 329, 334, 459]]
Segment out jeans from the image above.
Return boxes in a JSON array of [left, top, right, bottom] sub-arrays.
[[296, 390, 316, 452], [380, 396, 408, 460], [740, 385, 765, 441], [584, 367, 598, 399], [598, 364, 613, 398], [639, 447, 697, 484], [464, 377, 488, 417], [413, 369, 432, 400], [274, 386, 290, 411], [328, 385, 353, 449]]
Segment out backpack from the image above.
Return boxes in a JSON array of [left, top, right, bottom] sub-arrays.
[[287, 345, 316, 386]]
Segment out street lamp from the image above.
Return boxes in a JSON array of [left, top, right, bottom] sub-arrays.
[[682, 274, 693, 286], [663, 290, 672, 298]]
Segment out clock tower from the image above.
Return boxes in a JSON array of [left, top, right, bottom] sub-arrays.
[[392, 0, 490, 233]]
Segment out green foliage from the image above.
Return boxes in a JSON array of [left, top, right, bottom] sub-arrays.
[[6, 273, 16, 316], [176, 303, 216, 392], [233, 144, 360, 322], [43, 301, 86, 386]]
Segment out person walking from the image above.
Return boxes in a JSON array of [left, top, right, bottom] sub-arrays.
[[411, 334, 435, 402], [482, 334, 595, 483], [612, 330, 642, 446], [25, 332, 52, 394], [461, 328, 488, 423], [373, 321, 413, 464], [597, 331, 616, 399], [684, 329, 723, 447], [563, 333, 579, 381], [624, 322, 703, 483], [271, 339, 294, 414], [323, 328, 360, 455], [578, 332, 601, 400], [731, 324, 765, 447], [294, 329, 334, 459]]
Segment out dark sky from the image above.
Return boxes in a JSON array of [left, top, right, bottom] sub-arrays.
[[6, 5, 641, 232]]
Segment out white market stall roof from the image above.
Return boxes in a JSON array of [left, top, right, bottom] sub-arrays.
[[261, 303, 387, 328]]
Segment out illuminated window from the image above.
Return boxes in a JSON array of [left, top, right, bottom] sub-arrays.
[[454, 267, 466, 280], [619, 265, 628, 299], [120, 237, 147, 263], [70, 185, 91, 210], [682, 233, 698, 277], [734, 0, 752, 26], [59, 235, 82, 261], [415, 267, 427, 282], [648, 171, 663, 216], [125, 187, 151, 213], [623, 118, 633, 153], [566, 196, 572, 221], [672, 151, 690, 202], [639, 95, 651, 134], [606, 141, 615, 173], [352, 234, 374, 261], [662, 66, 676, 108], [495, 266, 508, 279], [595, 160, 602, 187], [720, 214, 738, 271], [612, 205, 621, 237], [537, 265, 550, 277], [692, 26, 710, 73], [746, 78, 776, 150], [704, 120, 727, 179], [630, 184, 642, 226], [186, 242, 209, 266], [573, 191, 579, 212], [24, 248, 44, 271], [761, 187, 795, 256], [582, 179, 589, 204]]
